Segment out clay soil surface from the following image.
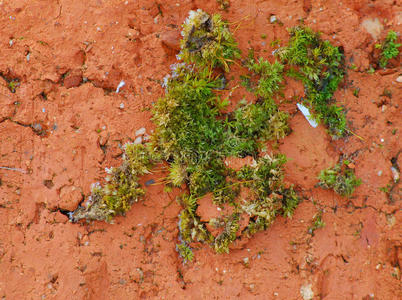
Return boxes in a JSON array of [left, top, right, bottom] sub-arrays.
[[0, 0, 401, 299]]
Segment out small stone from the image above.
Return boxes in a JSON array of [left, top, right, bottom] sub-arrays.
[[59, 186, 83, 211], [161, 30, 181, 50], [119, 103, 125, 109], [270, 15, 277, 23], [391, 166, 400, 182], [377, 170, 382, 176], [134, 136, 142, 144], [135, 127, 146, 136], [300, 284, 314, 300], [145, 179, 155, 186], [64, 75, 82, 89], [361, 18, 383, 40], [98, 131, 108, 146], [396, 76, 402, 83]]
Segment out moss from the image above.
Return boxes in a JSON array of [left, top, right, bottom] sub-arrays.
[[176, 242, 194, 263], [239, 155, 298, 236], [214, 213, 240, 253], [75, 10, 301, 260], [71, 144, 156, 222], [278, 26, 346, 138], [244, 54, 285, 99], [308, 210, 325, 236], [318, 160, 362, 197], [179, 9, 240, 71], [375, 30, 401, 68]]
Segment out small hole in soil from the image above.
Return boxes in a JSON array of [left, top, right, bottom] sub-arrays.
[[43, 179, 54, 189]]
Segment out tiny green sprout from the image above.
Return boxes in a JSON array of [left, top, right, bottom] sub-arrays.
[[392, 128, 397, 135], [8, 80, 20, 93], [318, 160, 362, 197], [349, 64, 357, 71], [367, 67, 375, 74], [37, 40, 49, 46], [353, 87, 360, 97], [308, 210, 325, 236], [177, 242, 194, 263], [270, 39, 281, 47], [376, 30, 401, 68], [261, 33, 267, 39], [380, 184, 392, 194]]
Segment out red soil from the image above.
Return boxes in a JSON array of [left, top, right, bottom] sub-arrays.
[[0, 0, 401, 299]]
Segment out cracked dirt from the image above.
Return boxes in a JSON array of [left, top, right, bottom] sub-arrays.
[[0, 0, 401, 299]]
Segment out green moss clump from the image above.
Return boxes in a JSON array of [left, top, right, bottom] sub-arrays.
[[244, 54, 285, 99], [73, 10, 301, 261], [318, 160, 362, 197], [214, 213, 240, 253], [279, 26, 346, 137], [71, 144, 156, 222], [224, 99, 290, 157], [238, 155, 298, 236], [179, 9, 241, 71], [375, 30, 401, 68], [176, 242, 194, 262]]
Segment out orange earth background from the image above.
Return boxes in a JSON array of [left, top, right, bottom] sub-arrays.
[[0, 0, 401, 299]]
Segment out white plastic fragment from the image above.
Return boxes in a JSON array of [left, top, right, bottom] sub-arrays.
[[270, 15, 277, 23], [297, 103, 318, 128], [116, 80, 125, 93]]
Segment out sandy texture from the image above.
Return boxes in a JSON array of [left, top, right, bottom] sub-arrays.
[[0, 0, 401, 299]]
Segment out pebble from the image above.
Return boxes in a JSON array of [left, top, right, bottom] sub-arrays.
[[396, 76, 402, 83], [135, 127, 146, 136], [160, 30, 181, 50], [134, 136, 142, 144], [64, 75, 82, 89], [270, 15, 277, 23], [119, 103, 125, 109], [145, 179, 155, 186], [391, 166, 400, 182]]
